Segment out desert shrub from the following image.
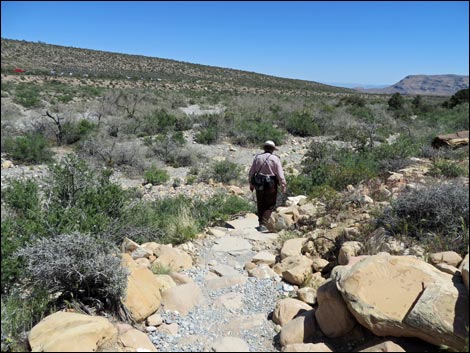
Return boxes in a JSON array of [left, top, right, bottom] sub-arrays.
[[388, 93, 405, 111], [202, 160, 242, 184], [428, 159, 467, 178], [1, 288, 52, 352], [193, 193, 255, 227], [443, 88, 469, 109], [195, 126, 219, 144], [377, 182, 469, 254], [146, 131, 200, 168], [13, 83, 41, 108], [61, 119, 97, 145], [143, 165, 170, 185], [109, 193, 254, 245], [3, 132, 53, 163], [284, 111, 321, 137], [1, 156, 131, 289], [15, 232, 128, 310], [231, 119, 285, 147], [138, 109, 190, 136], [338, 95, 366, 107]]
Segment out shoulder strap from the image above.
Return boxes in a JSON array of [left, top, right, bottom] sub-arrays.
[[256, 154, 272, 174]]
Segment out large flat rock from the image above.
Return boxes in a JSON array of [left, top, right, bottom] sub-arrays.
[[212, 236, 252, 255], [225, 213, 259, 229]]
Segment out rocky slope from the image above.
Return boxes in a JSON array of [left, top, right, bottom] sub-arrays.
[[1, 38, 351, 95]]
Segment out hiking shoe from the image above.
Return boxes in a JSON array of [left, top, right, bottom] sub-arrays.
[[256, 225, 269, 232]]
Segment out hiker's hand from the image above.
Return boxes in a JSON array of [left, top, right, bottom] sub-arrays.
[[250, 185, 254, 192], [281, 186, 287, 193]]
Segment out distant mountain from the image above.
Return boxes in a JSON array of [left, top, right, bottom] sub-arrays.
[[357, 74, 469, 96]]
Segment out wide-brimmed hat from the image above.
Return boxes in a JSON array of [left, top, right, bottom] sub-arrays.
[[263, 140, 278, 150]]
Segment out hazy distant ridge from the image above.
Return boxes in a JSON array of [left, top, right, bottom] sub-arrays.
[[358, 74, 469, 96]]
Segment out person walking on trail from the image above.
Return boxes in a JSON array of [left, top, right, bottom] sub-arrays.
[[248, 140, 287, 232]]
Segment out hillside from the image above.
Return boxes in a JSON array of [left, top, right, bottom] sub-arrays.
[[1, 38, 352, 95], [358, 74, 469, 96]]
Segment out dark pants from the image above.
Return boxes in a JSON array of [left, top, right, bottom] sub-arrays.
[[256, 184, 278, 226]]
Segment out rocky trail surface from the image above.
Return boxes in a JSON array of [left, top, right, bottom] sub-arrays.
[[147, 213, 287, 352]]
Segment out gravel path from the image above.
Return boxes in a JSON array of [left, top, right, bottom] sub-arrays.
[[148, 216, 291, 352]]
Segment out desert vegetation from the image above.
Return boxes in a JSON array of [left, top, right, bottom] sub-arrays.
[[1, 38, 468, 351]]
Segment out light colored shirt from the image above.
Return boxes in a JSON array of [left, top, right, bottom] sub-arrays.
[[248, 152, 287, 190]]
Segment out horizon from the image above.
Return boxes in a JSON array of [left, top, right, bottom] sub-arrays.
[[1, 1, 469, 86]]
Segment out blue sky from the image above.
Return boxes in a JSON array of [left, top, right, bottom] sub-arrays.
[[1, 1, 469, 86]]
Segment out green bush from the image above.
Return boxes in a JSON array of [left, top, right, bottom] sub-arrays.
[[204, 160, 242, 184], [232, 119, 285, 147], [13, 83, 41, 108], [62, 120, 97, 145], [3, 132, 53, 163], [338, 95, 366, 107], [144, 165, 170, 185], [195, 126, 219, 144], [111, 193, 254, 245], [15, 232, 128, 309], [1, 155, 132, 292], [443, 88, 469, 109], [429, 159, 467, 178], [284, 111, 321, 137], [1, 288, 52, 352]]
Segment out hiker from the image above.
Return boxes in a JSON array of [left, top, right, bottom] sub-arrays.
[[249, 140, 287, 232]]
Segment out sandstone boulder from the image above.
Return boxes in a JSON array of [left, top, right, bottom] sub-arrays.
[[429, 251, 463, 267], [153, 245, 193, 271], [279, 311, 317, 347], [29, 312, 117, 352], [122, 254, 163, 322], [272, 298, 312, 326], [161, 282, 204, 315], [337, 253, 469, 351]]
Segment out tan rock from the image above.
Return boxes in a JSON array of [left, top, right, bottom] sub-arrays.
[[29, 312, 117, 352], [169, 271, 194, 285], [153, 244, 193, 271], [146, 313, 163, 327], [338, 253, 469, 351], [297, 287, 317, 305], [1, 160, 14, 169], [161, 283, 204, 315], [248, 263, 279, 279], [429, 251, 463, 267], [460, 253, 469, 292], [280, 311, 317, 347], [134, 257, 151, 268], [338, 241, 364, 266], [274, 255, 313, 286], [315, 279, 356, 338], [118, 328, 157, 352], [303, 272, 327, 291], [357, 340, 406, 352], [244, 262, 257, 271], [206, 274, 247, 290], [311, 257, 329, 272], [211, 337, 250, 352], [282, 343, 333, 352], [154, 274, 177, 292], [434, 263, 460, 275], [157, 323, 179, 335], [252, 251, 277, 266], [272, 298, 312, 326], [281, 238, 308, 259], [121, 238, 153, 260], [122, 254, 163, 322], [141, 241, 161, 255]]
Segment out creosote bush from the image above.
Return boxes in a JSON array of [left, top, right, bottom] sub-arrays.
[[144, 165, 170, 185], [3, 132, 54, 163], [15, 232, 128, 309]]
